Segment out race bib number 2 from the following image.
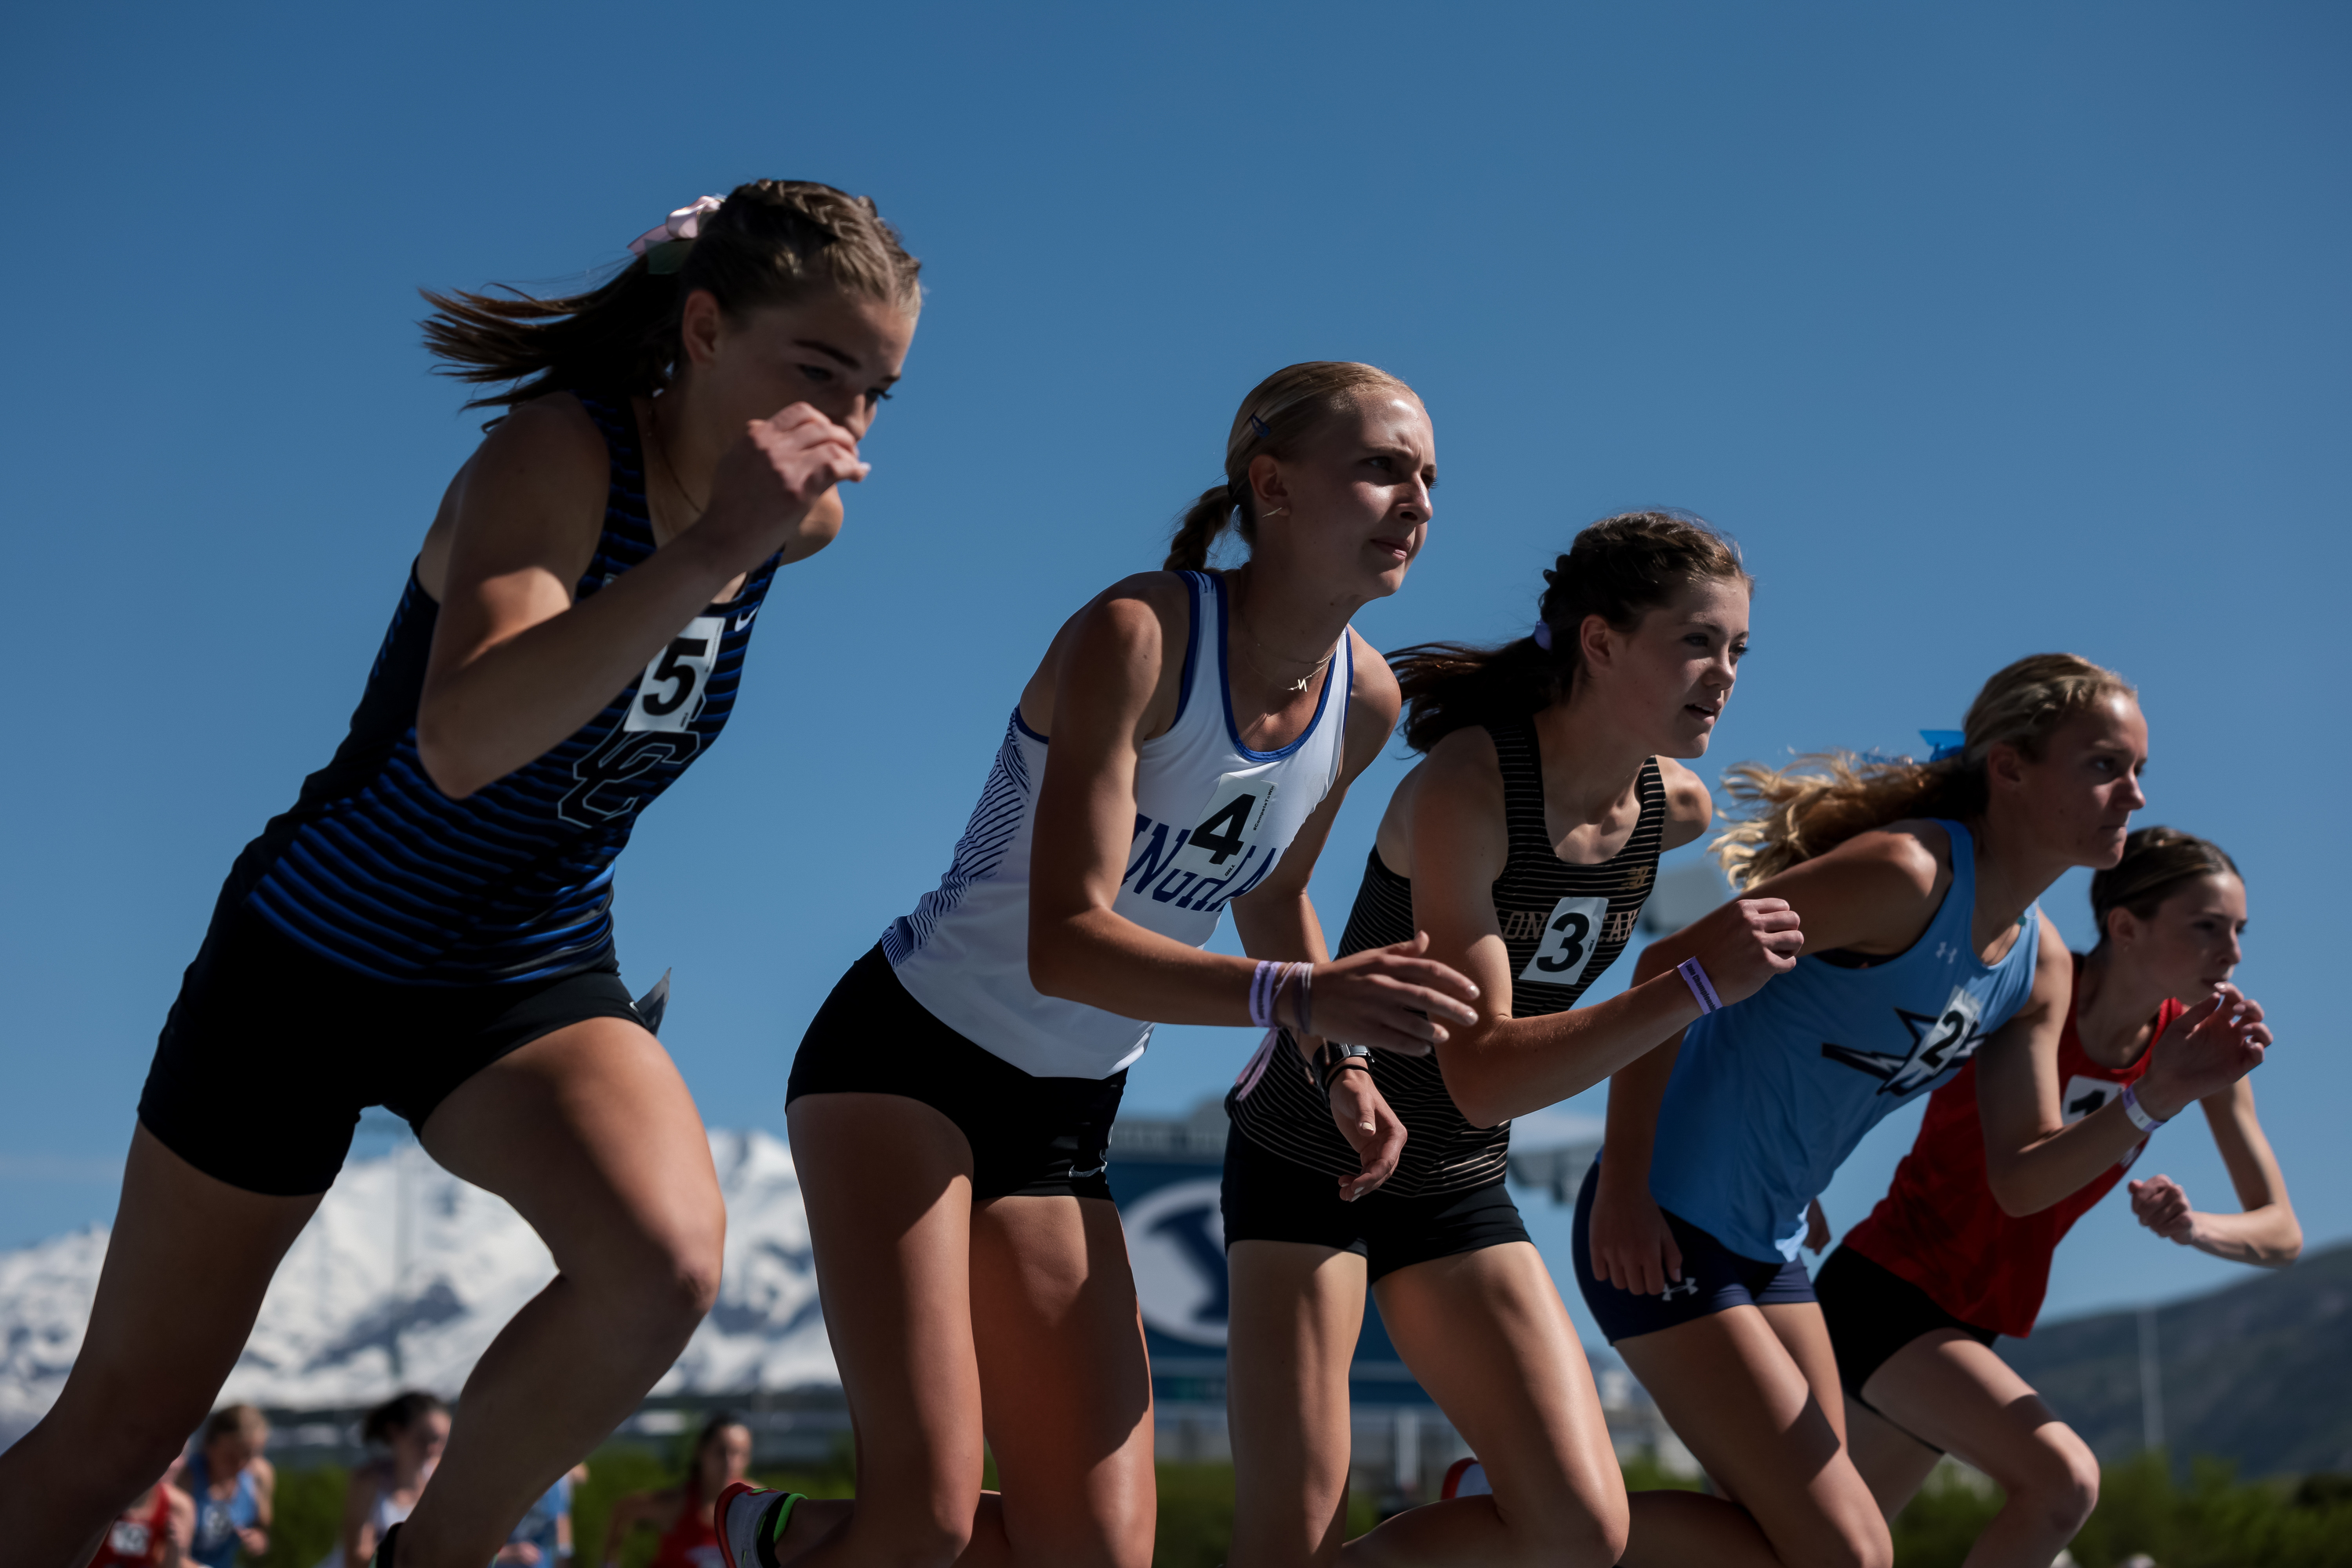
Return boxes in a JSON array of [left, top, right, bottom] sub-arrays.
[[626, 615, 725, 732]]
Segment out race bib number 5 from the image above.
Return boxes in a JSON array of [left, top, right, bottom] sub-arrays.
[[626, 615, 725, 732]]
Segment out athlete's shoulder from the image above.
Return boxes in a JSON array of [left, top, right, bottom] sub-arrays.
[[1817, 818, 1949, 896], [1654, 756, 1711, 850], [469, 390, 609, 483], [1416, 723, 1507, 811], [1345, 626, 1401, 724]]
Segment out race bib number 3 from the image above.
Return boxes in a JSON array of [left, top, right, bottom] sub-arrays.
[[1519, 895, 1610, 987], [1170, 773, 1277, 881], [625, 615, 725, 732]]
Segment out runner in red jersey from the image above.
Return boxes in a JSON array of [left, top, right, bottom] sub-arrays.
[[1815, 827, 2301, 1567], [88, 1475, 191, 1568]]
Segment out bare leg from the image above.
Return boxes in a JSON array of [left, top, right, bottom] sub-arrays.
[[1844, 1395, 1944, 1519], [400, 1018, 726, 1568], [0, 1126, 319, 1568], [968, 1193, 1156, 1568], [776, 1093, 990, 1568], [1225, 1240, 1370, 1568], [1345, 1243, 1628, 1568], [1615, 1303, 1891, 1568], [1860, 1332, 2100, 1568]]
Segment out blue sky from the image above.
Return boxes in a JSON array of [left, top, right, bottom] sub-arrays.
[[2, 2, 2346, 1344]]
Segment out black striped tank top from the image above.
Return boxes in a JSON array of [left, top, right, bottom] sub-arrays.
[[1227, 722, 1664, 1196], [224, 392, 782, 985]]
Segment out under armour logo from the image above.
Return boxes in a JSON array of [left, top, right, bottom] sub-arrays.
[[1935, 942, 1958, 964], [1661, 1277, 1700, 1301]]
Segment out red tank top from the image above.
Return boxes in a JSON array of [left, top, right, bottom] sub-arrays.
[[1842, 954, 2184, 1339], [89, 1488, 174, 1568], [650, 1489, 721, 1568]]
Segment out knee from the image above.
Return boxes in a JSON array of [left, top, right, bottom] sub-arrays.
[[593, 1214, 724, 1341], [2016, 1440, 2100, 1536]]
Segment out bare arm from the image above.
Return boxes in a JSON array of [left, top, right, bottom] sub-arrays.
[[241, 1458, 274, 1556], [1025, 585, 1475, 1051], [2126, 1076, 2301, 1266], [1979, 922, 2270, 1216], [417, 397, 866, 797], [1226, 634, 1416, 1198], [163, 1486, 194, 1568], [339, 1467, 383, 1568]]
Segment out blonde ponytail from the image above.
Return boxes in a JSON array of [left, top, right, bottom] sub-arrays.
[[1712, 652, 2135, 888]]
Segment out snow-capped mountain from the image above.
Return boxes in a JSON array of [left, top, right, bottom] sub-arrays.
[[0, 1131, 832, 1444]]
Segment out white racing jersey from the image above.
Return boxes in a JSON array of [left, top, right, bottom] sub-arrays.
[[884, 571, 1352, 1078]]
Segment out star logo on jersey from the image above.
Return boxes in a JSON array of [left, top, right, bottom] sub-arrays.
[[1820, 988, 1987, 1096]]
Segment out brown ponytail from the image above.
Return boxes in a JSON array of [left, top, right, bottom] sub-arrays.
[[1391, 511, 1749, 753], [1713, 652, 2136, 888], [1163, 361, 1417, 571], [2090, 826, 2239, 949], [420, 180, 921, 412]]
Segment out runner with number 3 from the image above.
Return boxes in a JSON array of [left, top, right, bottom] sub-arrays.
[[1218, 514, 1803, 1567], [0, 181, 923, 1568], [717, 364, 1480, 1568]]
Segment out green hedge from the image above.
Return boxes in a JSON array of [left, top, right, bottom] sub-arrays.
[[238, 1446, 2352, 1567]]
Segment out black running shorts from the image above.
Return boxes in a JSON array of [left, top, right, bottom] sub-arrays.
[[1219, 1120, 1531, 1283], [1814, 1243, 1998, 1428], [139, 905, 644, 1196], [786, 943, 1124, 1203], [1570, 1155, 1817, 1343]]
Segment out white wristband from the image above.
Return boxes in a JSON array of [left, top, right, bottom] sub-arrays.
[[2120, 1081, 2166, 1134]]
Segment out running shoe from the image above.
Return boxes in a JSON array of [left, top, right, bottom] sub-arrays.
[[1440, 1457, 1490, 1500], [715, 1481, 805, 1568]]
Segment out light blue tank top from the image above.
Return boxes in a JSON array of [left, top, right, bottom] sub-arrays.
[[1646, 819, 2040, 1263]]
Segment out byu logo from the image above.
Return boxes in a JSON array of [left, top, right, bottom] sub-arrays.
[[1821, 987, 1987, 1097], [1122, 1178, 1230, 1347]]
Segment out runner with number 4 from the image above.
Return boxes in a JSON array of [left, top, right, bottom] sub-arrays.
[[717, 364, 1480, 1568], [1816, 826, 2296, 1568], [1579, 655, 2270, 1568], [0, 181, 922, 1568], [1218, 514, 1803, 1567]]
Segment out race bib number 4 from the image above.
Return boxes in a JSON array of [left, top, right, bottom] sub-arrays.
[[625, 615, 725, 732], [1169, 773, 1278, 882], [1519, 895, 1611, 986]]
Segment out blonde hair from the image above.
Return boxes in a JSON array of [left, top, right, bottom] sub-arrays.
[[1712, 652, 2136, 889], [1163, 361, 1418, 571], [201, 1403, 269, 1447]]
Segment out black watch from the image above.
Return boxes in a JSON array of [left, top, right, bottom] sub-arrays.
[[1318, 1041, 1373, 1088]]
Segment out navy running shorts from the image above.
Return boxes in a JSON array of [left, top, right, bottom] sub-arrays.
[[786, 943, 1123, 1203], [1570, 1154, 1815, 1343], [140, 903, 645, 1196], [1220, 1120, 1530, 1283]]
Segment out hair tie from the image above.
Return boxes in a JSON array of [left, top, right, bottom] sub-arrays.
[[1248, 413, 1272, 440], [1919, 729, 1965, 763], [629, 195, 725, 274], [1533, 622, 1554, 651]]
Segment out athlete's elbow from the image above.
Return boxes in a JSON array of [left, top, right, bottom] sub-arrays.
[[1026, 923, 1091, 1004], [1985, 1167, 2050, 1218]]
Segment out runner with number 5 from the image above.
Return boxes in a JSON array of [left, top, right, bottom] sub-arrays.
[[1816, 826, 2296, 1568], [717, 364, 1480, 1568], [0, 182, 923, 1568], [1580, 655, 2269, 1568], [1218, 514, 1802, 1567]]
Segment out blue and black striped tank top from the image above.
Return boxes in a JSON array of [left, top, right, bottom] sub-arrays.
[[1229, 722, 1664, 1196], [221, 393, 781, 985]]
